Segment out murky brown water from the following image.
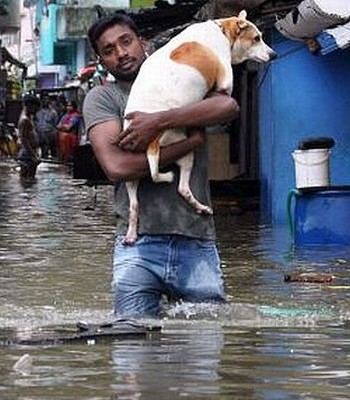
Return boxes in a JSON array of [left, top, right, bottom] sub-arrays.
[[1, 159, 350, 399]]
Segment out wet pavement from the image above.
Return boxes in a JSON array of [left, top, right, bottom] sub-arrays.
[[0, 158, 350, 399]]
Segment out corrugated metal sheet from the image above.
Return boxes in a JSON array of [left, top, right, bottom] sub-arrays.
[[317, 22, 350, 55], [55, 1, 207, 40]]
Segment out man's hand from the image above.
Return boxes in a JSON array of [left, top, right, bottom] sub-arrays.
[[186, 128, 206, 148], [116, 111, 162, 152]]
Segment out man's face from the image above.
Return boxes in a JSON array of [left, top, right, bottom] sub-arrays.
[[97, 24, 147, 82], [42, 97, 50, 107], [27, 102, 40, 115]]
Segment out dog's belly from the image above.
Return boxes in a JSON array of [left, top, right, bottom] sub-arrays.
[[159, 128, 186, 146], [125, 61, 209, 148], [125, 59, 210, 115]]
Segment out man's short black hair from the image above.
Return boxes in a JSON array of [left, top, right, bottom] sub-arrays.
[[88, 13, 140, 55]]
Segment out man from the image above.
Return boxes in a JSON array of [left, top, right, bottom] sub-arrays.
[[17, 95, 41, 179], [35, 96, 58, 159], [83, 14, 240, 318]]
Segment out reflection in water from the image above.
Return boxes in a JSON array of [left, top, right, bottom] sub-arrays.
[[219, 325, 350, 400], [0, 159, 350, 399], [110, 323, 224, 400]]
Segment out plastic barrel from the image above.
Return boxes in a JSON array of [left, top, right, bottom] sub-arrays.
[[288, 186, 350, 245]]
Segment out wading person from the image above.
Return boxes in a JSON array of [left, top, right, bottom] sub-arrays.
[[83, 14, 240, 318], [17, 95, 41, 179]]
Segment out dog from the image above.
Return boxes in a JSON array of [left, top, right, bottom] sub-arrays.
[[123, 10, 276, 244]]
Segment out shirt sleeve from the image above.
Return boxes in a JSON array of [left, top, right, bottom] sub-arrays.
[[83, 85, 123, 132]]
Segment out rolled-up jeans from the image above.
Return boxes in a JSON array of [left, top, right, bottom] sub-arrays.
[[112, 234, 226, 317]]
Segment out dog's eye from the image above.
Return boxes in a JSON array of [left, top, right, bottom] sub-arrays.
[[253, 35, 261, 43]]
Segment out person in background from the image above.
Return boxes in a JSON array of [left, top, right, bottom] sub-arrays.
[[35, 96, 59, 159], [83, 14, 240, 318], [53, 94, 67, 121], [17, 95, 41, 179], [57, 100, 81, 163]]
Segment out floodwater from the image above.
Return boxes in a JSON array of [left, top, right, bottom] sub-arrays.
[[0, 159, 349, 400]]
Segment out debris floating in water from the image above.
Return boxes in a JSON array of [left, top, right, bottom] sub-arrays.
[[284, 272, 335, 283], [13, 353, 33, 375]]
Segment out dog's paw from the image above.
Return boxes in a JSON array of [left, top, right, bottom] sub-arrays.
[[196, 205, 213, 215], [122, 234, 137, 246]]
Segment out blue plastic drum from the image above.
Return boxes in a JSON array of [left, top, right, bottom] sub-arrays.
[[288, 186, 350, 245]]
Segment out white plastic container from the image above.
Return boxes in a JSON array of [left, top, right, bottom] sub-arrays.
[[292, 148, 331, 188]]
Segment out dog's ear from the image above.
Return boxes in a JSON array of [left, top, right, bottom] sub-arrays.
[[236, 10, 248, 32], [220, 14, 248, 41], [238, 10, 247, 20]]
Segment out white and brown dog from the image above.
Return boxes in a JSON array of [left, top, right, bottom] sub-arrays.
[[123, 10, 276, 244]]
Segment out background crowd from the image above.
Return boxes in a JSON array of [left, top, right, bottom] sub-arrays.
[[15, 94, 82, 179]]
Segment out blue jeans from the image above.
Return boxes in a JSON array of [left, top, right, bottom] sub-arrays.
[[112, 235, 225, 317]]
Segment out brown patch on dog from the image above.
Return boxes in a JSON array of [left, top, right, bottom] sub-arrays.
[[170, 42, 225, 91], [219, 15, 262, 48], [219, 18, 241, 43], [147, 135, 161, 156]]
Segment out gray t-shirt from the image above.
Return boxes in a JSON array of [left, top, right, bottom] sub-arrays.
[[83, 82, 216, 240]]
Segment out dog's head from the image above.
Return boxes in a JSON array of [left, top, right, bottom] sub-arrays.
[[217, 10, 277, 65]]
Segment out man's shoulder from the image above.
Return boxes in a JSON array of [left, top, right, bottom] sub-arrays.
[[84, 82, 128, 112], [85, 82, 124, 100], [83, 82, 127, 130]]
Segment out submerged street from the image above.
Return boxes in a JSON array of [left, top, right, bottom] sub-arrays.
[[0, 158, 350, 399]]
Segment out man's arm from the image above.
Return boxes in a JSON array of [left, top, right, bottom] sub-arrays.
[[117, 93, 240, 151], [89, 119, 206, 182]]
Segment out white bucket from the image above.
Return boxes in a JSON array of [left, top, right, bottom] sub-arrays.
[[292, 148, 331, 188]]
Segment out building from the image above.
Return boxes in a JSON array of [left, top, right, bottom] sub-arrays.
[[33, 0, 191, 87], [0, 0, 27, 124]]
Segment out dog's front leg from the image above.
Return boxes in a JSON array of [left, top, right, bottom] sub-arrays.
[[176, 153, 213, 214], [124, 180, 140, 245], [216, 64, 233, 97]]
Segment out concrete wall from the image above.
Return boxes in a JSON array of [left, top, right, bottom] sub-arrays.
[[0, 0, 20, 34], [259, 32, 350, 224]]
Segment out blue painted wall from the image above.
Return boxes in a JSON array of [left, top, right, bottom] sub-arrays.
[[259, 32, 350, 224], [40, 4, 58, 65]]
